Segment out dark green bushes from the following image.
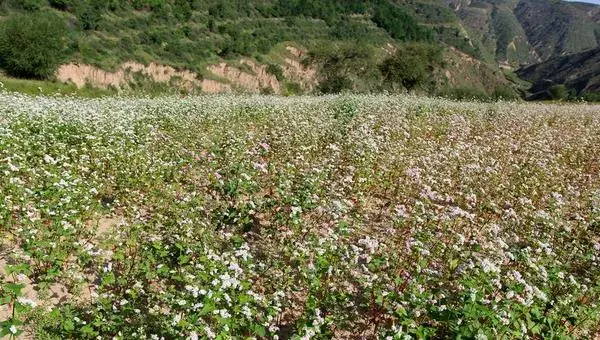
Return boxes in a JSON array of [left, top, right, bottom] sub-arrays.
[[371, 1, 433, 41], [48, 0, 71, 11], [77, 0, 106, 30], [0, 12, 68, 79], [266, 64, 284, 81], [491, 86, 520, 100], [5, 0, 43, 11], [549, 84, 569, 101], [580, 91, 600, 102], [310, 43, 380, 94], [379, 43, 442, 92]]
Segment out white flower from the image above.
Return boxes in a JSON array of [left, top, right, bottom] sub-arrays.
[[172, 314, 181, 325], [406, 167, 421, 181], [205, 326, 216, 339], [291, 206, 302, 216], [9, 325, 17, 334], [479, 258, 500, 274], [17, 297, 37, 308], [395, 204, 409, 218], [43, 154, 57, 164]]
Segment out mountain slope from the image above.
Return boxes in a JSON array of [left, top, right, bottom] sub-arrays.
[[0, 0, 516, 96], [444, 0, 600, 67], [516, 46, 600, 98], [515, 0, 600, 59], [0, 0, 598, 98]]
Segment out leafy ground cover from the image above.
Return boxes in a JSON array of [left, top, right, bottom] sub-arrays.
[[0, 93, 599, 339]]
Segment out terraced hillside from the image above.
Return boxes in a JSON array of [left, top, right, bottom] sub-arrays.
[[0, 0, 518, 97], [0, 0, 599, 99]]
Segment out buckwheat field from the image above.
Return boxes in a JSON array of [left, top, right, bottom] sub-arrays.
[[0, 93, 599, 339]]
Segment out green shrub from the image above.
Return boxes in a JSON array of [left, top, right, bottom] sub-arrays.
[[7, 0, 43, 11], [283, 81, 302, 96], [0, 12, 68, 79], [549, 84, 568, 101], [379, 43, 442, 92], [491, 86, 520, 100], [77, 0, 106, 30], [318, 74, 353, 94], [310, 42, 380, 94], [266, 64, 284, 81], [581, 91, 600, 102]]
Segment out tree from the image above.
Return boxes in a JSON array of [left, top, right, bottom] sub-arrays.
[[379, 43, 442, 92], [310, 42, 380, 93], [0, 12, 68, 79]]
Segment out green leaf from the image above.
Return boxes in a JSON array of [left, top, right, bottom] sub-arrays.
[[200, 302, 215, 315], [0, 295, 11, 305], [450, 258, 459, 270], [101, 272, 116, 285], [4, 264, 31, 275], [3, 283, 25, 296], [253, 324, 266, 337], [63, 319, 75, 332], [81, 324, 97, 336]]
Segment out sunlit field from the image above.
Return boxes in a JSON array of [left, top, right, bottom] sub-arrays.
[[1, 93, 599, 339]]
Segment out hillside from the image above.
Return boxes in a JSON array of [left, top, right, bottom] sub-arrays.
[[0, 0, 517, 97], [445, 0, 600, 67], [0, 0, 598, 99], [517, 46, 600, 99]]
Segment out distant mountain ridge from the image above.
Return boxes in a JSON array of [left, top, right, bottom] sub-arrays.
[[443, 0, 600, 98], [516, 46, 600, 98], [444, 0, 600, 66]]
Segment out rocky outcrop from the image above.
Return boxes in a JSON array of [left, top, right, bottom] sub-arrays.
[[281, 46, 318, 91], [57, 61, 232, 93], [56, 46, 319, 94], [208, 59, 280, 93]]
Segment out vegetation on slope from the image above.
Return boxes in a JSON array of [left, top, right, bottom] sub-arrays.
[[0, 11, 68, 79], [0, 0, 434, 74], [446, 0, 600, 67], [0, 0, 517, 97]]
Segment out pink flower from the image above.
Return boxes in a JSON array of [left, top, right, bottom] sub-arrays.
[[260, 142, 270, 151], [253, 162, 268, 173]]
